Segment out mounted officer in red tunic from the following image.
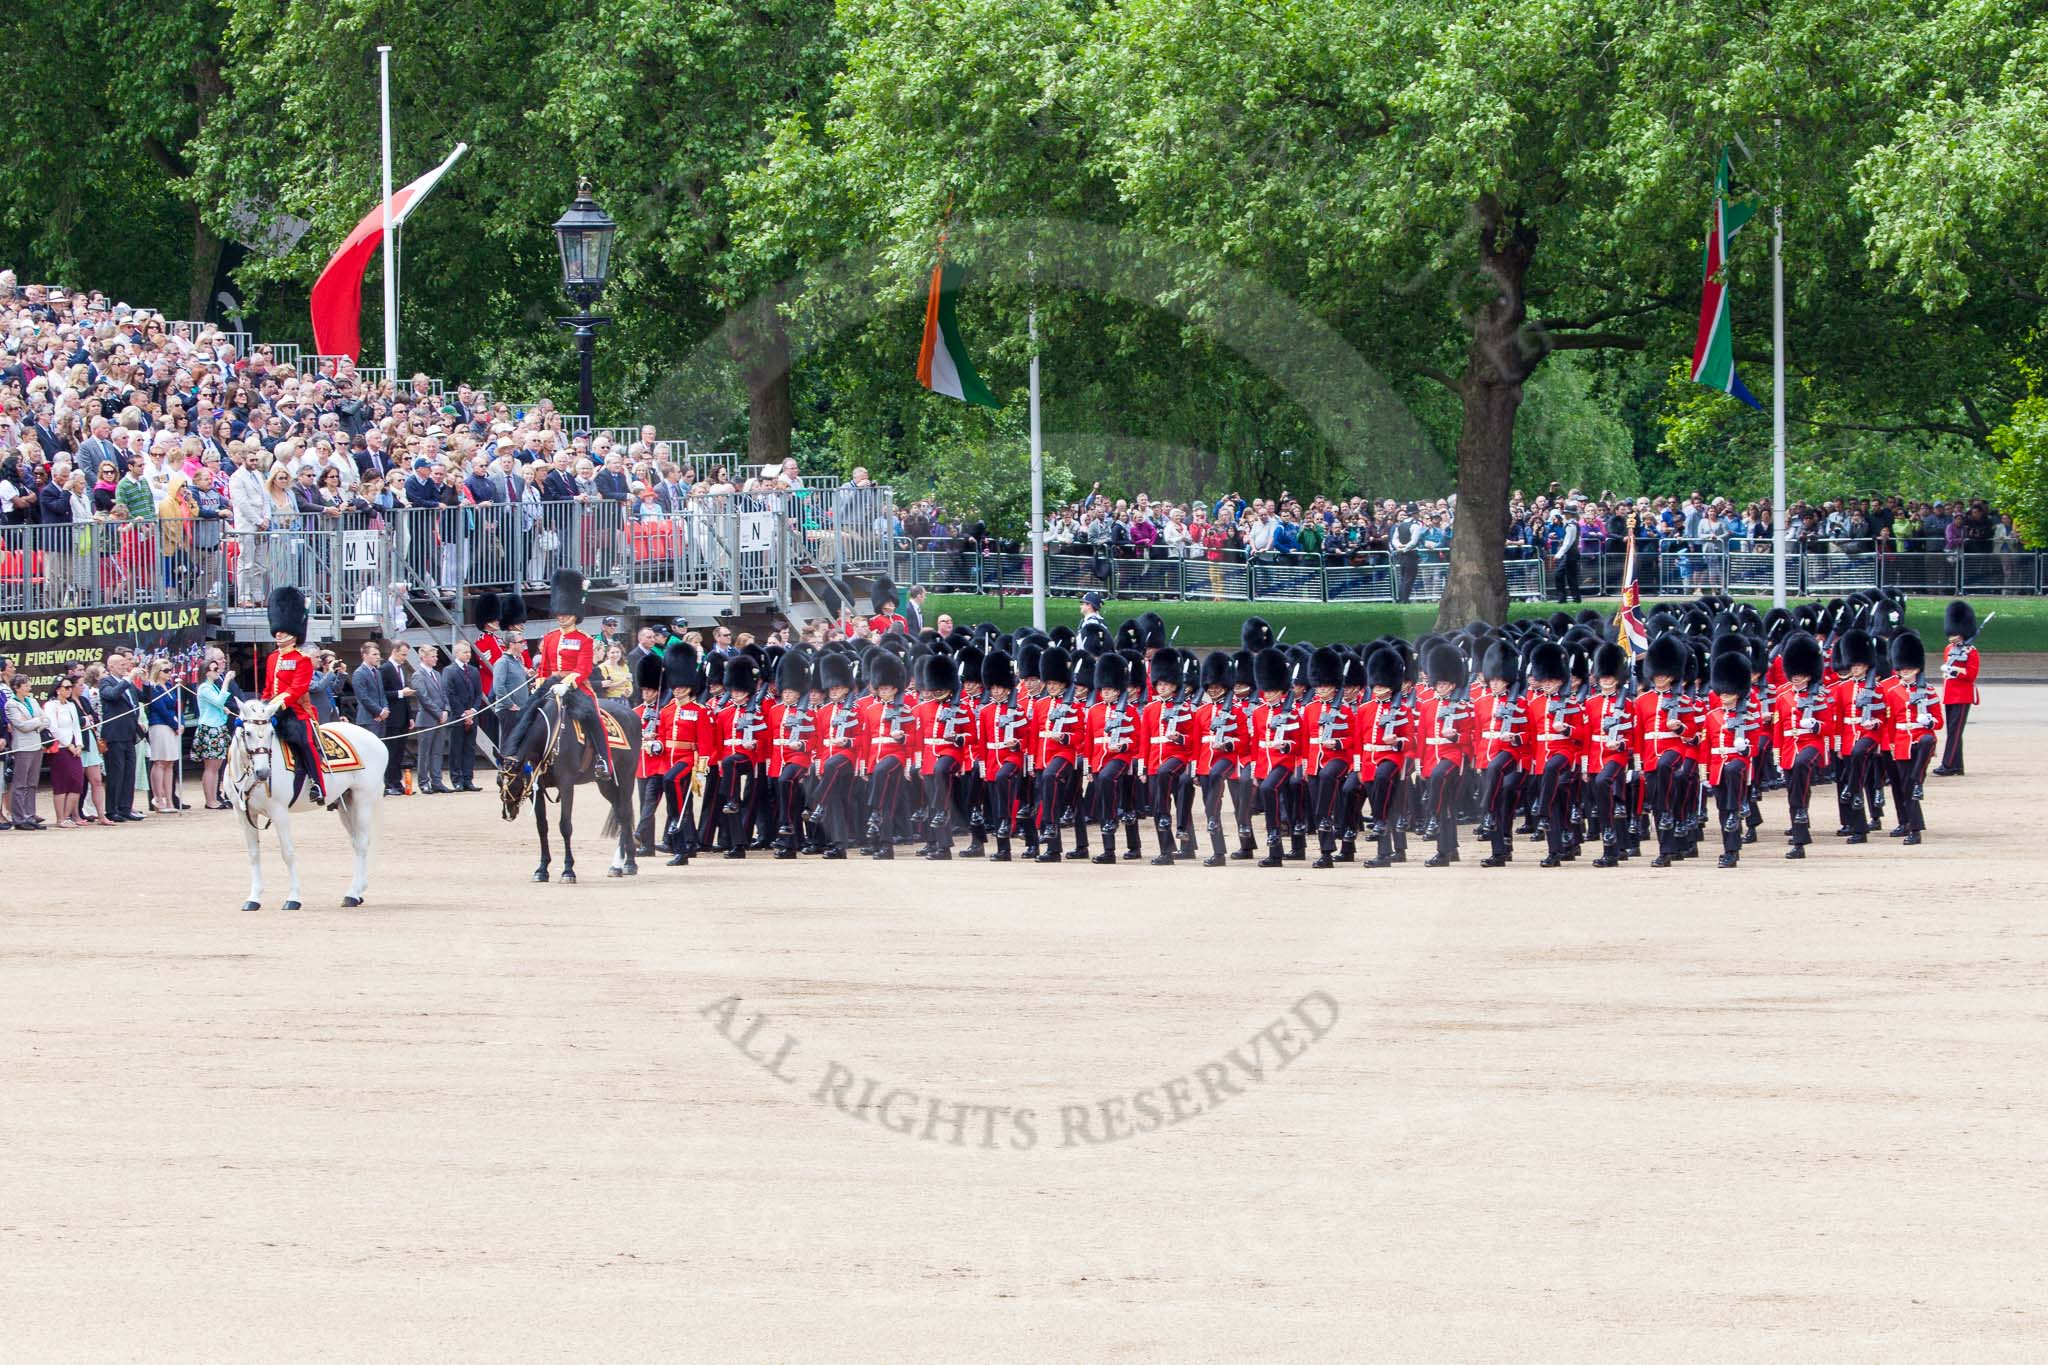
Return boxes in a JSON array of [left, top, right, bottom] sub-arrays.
[[534, 570, 613, 781], [262, 586, 329, 806]]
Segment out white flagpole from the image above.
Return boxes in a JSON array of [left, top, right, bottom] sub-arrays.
[[1771, 199, 1787, 609], [378, 45, 398, 385], [1029, 272, 1046, 633]]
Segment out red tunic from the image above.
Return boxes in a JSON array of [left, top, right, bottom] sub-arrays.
[[1247, 701, 1305, 779], [1939, 643, 1980, 705], [655, 698, 714, 771], [1881, 675, 1942, 760], [1192, 697, 1248, 770], [1633, 689, 1696, 765], [1471, 691, 1527, 767], [1771, 681, 1834, 767], [1351, 697, 1408, 768], [1525, 692, 1581, 768], [1414, 691, 1473, 769], [813, 699, 866, 767], [914, 697, 974, 775], [858, 695, 917, 770], [1701, 700, 1762, 786], [472, 633, 503, 696], [1138, 697, 1197, 770], [1029, 691, 1086, 767], [763, 699, 821, 776], [1830, 675, 1889, 750], [536, 628, 598, 701], [1084, 695, 1139, 769], [977, 697, 1034, 777], [714, 699, 772, 765], [263, 647, 317, 722], [1577, 690, 1632, 772], [1299, 699, 1354, 770]]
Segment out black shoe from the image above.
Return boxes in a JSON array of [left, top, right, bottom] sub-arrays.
[[723, 847, 745, 859], [1230, 845, 1255, 861], [1845, 833, 1868, 845], [823, 846, 848, 860], [1311, 854, 1334, 869], [1591, 855, 1618, 868], [635, 843, 658, 857], [1121, 847, 1142, 861], [1390, 850, 1407, 864], [1539, 856, 1561, 868], [1362, 856, 1391, 869], [1651, 854, 1673, 867], [1888, 825, 1909, 838], [1903, 831, 1921, 845], [1479, 855, 1507, 868], [1201, 854, 1227, 868], [960, 842, 985, 859], [773, 847, 797, 860], [1149, 854, 1176, 867], [1717, 853, 1738, 868], [1256, 849, 1283, 868], [1423, 853, 1450, 867], [1785, 846, 1804, 859], [1178, 840, 1197, 860], [989, 847, 1011, 863], [1035, 849, 1063, 864], [873, 845, 894, 860], [1337, 840, 1356, 863], [1931, 765, 1958, 777], [1090, 851, 1116, 865], [665, 853, 690, 866]]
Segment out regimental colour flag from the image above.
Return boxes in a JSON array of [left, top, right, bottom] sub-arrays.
[[1690, 150, 1760, 410], [1617, 521, 1648, 658], [916, 260, 1000, 408]]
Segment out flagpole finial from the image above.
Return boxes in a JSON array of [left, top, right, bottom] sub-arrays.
[[576, 176, 594, 199]]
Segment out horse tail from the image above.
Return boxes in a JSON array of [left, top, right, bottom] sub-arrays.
[[602, 804, 622, 841]]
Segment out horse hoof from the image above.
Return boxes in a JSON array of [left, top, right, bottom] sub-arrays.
[[607, 867, 624, 879], [625, 864, 638, 877], [533, 870, 550, 883], [282, 901, 302, 912], [560, 871, 578, 885], [240, 902, 260, 913], [341, 896, 363, 908]]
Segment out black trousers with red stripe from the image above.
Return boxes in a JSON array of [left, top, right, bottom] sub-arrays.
[[1940, 702, 1970, 771]]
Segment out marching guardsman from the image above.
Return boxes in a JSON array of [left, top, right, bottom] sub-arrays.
[[868, 576, 908, 636], [1191, 650, 1247, 866], [1415, 642, 1472, 867], [1933, 599, 1979, 776], [1524, 641, 1578, 868], [1472, 642, 1525, 867], [658, 643, 712, 865], [1881, 632, 1940, 844], [912, 653, 972, 859], [712, 655, 768, 858], [1702, 652, 1758, 868], [1137, 647, 1193, 866], [1300, 647, 1353, 869], [1354, 646, 1409, 869], [1580, 642, 1634, 867], [1633, 634, 1694, 868], [976, 650, 1031, 862], [808, 651, 864, 860], [696, 651, 731, 851], [261, 586, 329, 807], [1248, 648, 1302, 867], [630, 649, 670, 856], [1029, 646, 1082, 862], [535, 570, 612, 781], [1079, 652, 1137, 866], [1828, 628, 1884, 843], [858, 650, 916, 860], [766, 652, 819, 858], [1771, 631, 1832, 859]]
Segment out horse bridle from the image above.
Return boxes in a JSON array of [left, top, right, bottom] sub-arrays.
[[232, 723, 275, 831], [501, 686, 569, 817]]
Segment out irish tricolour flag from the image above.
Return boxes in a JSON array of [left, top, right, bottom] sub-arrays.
[[917, 260, 1000, 408], [1691, 150, 1760, 410]]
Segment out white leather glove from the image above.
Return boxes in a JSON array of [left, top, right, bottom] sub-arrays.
[[553, 681, 572, 698]]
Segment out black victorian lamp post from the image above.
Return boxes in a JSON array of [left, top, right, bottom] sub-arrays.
[[552, 178, 617, 422]]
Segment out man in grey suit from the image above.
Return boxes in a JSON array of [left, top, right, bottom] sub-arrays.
[[492, 640, 533, 760], [351, 642, 390, 733], [410, 645, 452, 793], [97, 649, 145, 821]]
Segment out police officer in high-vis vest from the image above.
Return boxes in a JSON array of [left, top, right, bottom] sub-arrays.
[[262, 586, 328, 806]]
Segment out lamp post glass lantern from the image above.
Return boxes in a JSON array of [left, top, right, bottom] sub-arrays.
[[553, 178, 616, 420]]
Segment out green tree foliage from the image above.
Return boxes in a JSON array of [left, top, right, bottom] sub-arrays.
[[1992, 364, 2048, 547]]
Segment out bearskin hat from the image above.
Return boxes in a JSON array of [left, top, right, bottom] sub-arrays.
[[1078, 615, 1112, 657], [1016, 642, 1044, 682], [664, 642, 701, 693], [1482, 640, 1518, 685], [1308, 645, 1346, 689], [1341, 652, 1367, 691], [1527, 640, 1568, 685], [816, 651, 856, 693], [266, 586, 309, 643], [1593, 641, 1626, 680], [547, 569, 584, 619], [982, 651, 1017, 692], [1137, 610, 1166, 641], [1199, 650, 1234, 691], [954, 645, 984, 688], [1891, 631, 1926, 674], [868, 649, 908, 693], [1780, 630, 1823, 681], [1241, 616, 1274, 652], [1645, 633, 1686, 681], [1252, 648, 1292, 694], [1113, 618, 1141, 653], [702, 650, 726, 689], [1149, 647, 1183, 687], [1091, 651, 1128, 693], [1231, 649, 1256, 691], [635, 652, 666, 693], [1071, 653, 1095, 692], [498, 592, 528, 631], [1709, 651, 1752, 698], [1425, 642, 1468, 690], [1141, 623, 1168, 653], [870, 574, 898, 616], [1838, 627, 1876, 671], [921, 653, 958, 695], [1048, 625, 1076, 649], [1039, 646, 1073, 689], [472, 591, 501, 630], [1946, 599, 1978, 640], [776, 650, 812, 696], [1548, 610, 1574, 638], [724, 655, 758, 695], [1365, 646, 1404, 693]]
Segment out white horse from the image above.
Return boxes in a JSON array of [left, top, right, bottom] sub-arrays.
[[226, 699, 389, 911]]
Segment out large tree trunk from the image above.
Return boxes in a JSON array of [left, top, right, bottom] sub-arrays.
[[1436, 195, 1539, 629], [728, 299, 792, 470], [188, 206, 224, 324]]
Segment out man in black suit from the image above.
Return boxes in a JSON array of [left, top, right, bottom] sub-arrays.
[[444, 639, 484, 791], [355, 430, 394, 483], [540, 454, 578, 503], [462, 455, 503, 506], [97, 650, 145, 821], [593, 452, 632, 503], [379, 643, 415, 795]]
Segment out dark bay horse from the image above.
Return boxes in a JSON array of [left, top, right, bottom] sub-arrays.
[[497, 687, 642, 883]]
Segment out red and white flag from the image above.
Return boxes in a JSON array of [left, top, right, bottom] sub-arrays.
[[309, 143, 467, 360]]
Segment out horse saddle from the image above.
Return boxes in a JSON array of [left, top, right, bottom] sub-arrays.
[[282, 724, 368, 774], [574, 709, 632, 755]]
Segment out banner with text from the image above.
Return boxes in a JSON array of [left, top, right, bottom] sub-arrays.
[[0, 602, 210, 700]]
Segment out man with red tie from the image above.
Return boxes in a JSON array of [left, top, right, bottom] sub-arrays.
[[534, 570, 612, 781], [261, 586, 328, 807]]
